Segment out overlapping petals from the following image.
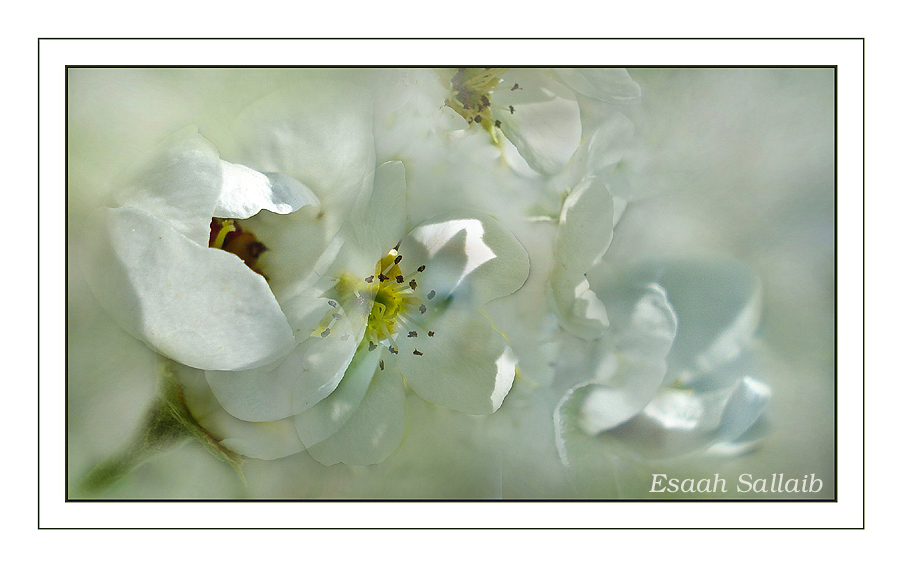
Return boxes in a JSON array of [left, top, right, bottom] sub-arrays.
[[554, 258, 770, 466], [81, 128, 318, 371], [482, 68, 640, 176], [205, 155, 529, 465]]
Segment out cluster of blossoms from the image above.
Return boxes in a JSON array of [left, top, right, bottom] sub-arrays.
[[78, 68, 770, 485]]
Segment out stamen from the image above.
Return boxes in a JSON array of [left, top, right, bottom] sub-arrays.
[[210, 219, 236, 249], [209, 218, 269, 275], [427, 290, 436, 300]]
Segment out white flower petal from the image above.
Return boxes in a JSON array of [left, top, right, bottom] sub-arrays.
[[399, 211, 529, 306], [619, 259, 762, 383], [294, 344, 383, 449], [82, 206, 295, 371], [112, 127, 222, 246], [611, 283, 678, 361], [554, 283, 677, 435], [214, 163, 319, 219], [346, 160, 409, 268], [585, 110, 637, 173], [224, 72, 376, 213], [237, 206, 329, 300], [708, 415, 770, 456], [306, 371, 407, 466], [550, 177, 615, 338], [493, 69, 582, 175], [610, 376, 771, 459], [219, 421, 305, 461], [396, 305, 516, 415], [176, 361, 304, 460], [204, 296, 366, 422], [576, 359, 669, 435], [553, 68, 642, 104], [713, 376, 772, 442]]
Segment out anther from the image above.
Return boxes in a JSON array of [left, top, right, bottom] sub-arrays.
[[495, 120, 502, 128], [408, 331, 418, 338], [509, 105, 515, 114], [413, 349, 424, 356], [511, 83, 520, 91], [417, 265, 426, 272], [394, 255, 403, 264], [378, 274, 389, 282], [379, 359, 385, 371], [332, 313, 342, 320], [388, 346, 398, 355], [396, 275, 404, 284], [474, 115, 483, 123], [409, 279, 417, 290], [320, 328, 331, 338], [427, 290, 436, 300], [365, 275, 375, 283], [368, 341, 377, 351], [419, 304, 427, 314], [328, 300, 337, 307]]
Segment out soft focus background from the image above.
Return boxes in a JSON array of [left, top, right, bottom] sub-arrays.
[[67, 67, 835, 499]]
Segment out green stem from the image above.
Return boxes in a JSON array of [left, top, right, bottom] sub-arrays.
[[78, 361, 246, 496]]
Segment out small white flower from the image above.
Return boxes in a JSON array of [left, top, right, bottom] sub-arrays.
[[436, 68, 641, 176], [80, 128, 318, 372], [553, 258, 770, 465], [371, 68, 640, 178]]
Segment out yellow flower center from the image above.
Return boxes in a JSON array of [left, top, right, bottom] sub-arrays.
[[321, 248, 437, 360], [442, 68, 509, 142]]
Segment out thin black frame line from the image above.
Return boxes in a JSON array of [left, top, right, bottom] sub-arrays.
[[62, 64, 840, 70], [39, 37, 866, 41], [37, 37, 41, 530], [860, 38, 865, 530], [58, 65, 838, 503], [65, 65, 838, 503]]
